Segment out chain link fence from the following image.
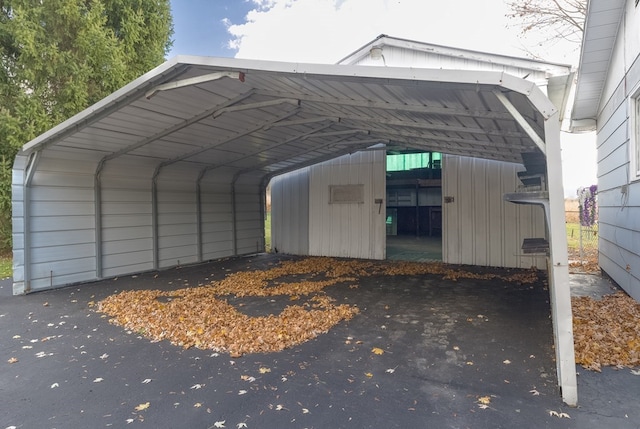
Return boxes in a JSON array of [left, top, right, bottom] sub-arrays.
[[566, 198, 599, 272]]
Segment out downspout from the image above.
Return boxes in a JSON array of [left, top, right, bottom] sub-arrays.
[[22, 150, 41, 293]]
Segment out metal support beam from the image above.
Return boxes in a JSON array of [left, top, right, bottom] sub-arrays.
[[543, 113, 577, 406], [145, 71, 244, 99], [151, 166, 161, 270], [94, 164, 104, 279], [212, 98, 299, 118], [195, 171, 205, 262], [255, 89, 515, 121], [231, 180, 238, 255], [493, 90, 546, 155]]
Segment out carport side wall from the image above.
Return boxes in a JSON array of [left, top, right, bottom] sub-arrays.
[[270, 168, 310, 255], [308, 151, 386, 260], [442, 155, 547, 269], [12, 148, 101, 293]]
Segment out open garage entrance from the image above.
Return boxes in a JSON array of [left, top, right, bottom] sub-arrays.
[[11, 56, 577, 405], [385, 151, 442, 262]]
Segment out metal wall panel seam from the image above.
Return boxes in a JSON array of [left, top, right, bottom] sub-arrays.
[[151, 166, 160, 270]]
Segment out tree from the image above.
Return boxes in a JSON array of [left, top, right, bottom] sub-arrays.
[[0, 0, 173, 250], [506, 0, 587, 45]]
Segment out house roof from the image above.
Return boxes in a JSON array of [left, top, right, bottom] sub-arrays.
[[571, 0, 626, 131], [339, 34, 573, 74], [22, 56, 558, 185], [338, 35, 574, 123]]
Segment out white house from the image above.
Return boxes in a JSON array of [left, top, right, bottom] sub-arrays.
[[571, 0, 640, 301], [11, 37, 578, 404]]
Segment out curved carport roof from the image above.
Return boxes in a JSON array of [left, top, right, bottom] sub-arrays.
[[18, 56, 576, 405]]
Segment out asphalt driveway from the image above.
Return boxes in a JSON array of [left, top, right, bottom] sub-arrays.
[[1, 254, 638, 429]]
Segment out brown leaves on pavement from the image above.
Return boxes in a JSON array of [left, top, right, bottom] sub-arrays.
[[97, 257, 539, 356], [573, 291, 640, 371]]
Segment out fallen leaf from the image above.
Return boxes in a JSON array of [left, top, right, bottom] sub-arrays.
[[530, 389, 540, 396], [385, 368, 396, 374], [100, 353, 109, 360], [194, 402, 203, 408], [478, 396, 491, 405], [142, 378, 152, 384], [240, 375, 256, 382], [126, 418, 135, 424], [93, 377, 104, 383], [302, 408, 310, 414], [548, 410, 571, 418], [631, 369, 640, 376], [371, 347, 384, 355], [503, 359, 511, 365], [275, 404, 285, 411], [213, 421, 225, 428], [259, 367, 271, 374], [453, 346, 460, 351], [50, 383, 59, 389], [12, 335, 20, 339], [237, 424, 247, 429], [365, 372, 373, 378], [191, 384, 203, 390], [477, 404, 490, 410], [134, 402, 150, 411], [7, 357, 18, 364], [238, 390, 247, 395]]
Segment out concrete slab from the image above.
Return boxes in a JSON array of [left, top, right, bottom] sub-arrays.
[[1, 255, 638, 428]]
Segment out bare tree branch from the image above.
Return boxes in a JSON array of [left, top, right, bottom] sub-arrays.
[[506, 0, 586, 45]]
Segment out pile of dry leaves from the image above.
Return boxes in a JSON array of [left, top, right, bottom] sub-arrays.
[[98, 257, 539, 356], [572, 291, 640, 371]]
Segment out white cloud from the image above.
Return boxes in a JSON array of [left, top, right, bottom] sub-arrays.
[[226, 0, 579, 64]]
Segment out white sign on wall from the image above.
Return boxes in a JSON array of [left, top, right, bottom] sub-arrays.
[[329, 184, 365, 204]]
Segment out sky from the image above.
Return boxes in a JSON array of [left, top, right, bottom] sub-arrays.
[[168, 0, 596, 197]]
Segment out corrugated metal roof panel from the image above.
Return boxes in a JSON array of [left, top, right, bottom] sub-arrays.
[[20, 57, 558, 184]]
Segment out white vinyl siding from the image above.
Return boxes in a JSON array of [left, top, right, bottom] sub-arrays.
[[595, 32, 640, 300], [631, 84, 640, 181]]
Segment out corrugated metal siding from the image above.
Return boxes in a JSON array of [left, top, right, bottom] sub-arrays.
[[11, 155, 27, 294], [157, 163, 199, 268], [442, 155, 546, 269], [308, 151, 385, 260], [200, 172, 234, 261], [595, 48, 640, 299], [20, 148, 100, 291], [270, 168, 310, 255], [100, 156, 155, 277], [235, 173, 266, 255]]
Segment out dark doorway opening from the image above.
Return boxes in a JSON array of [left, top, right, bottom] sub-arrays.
[[386, 151, 442, 261]]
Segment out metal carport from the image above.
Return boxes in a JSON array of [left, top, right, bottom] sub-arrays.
[[12, 56, 576, 404]]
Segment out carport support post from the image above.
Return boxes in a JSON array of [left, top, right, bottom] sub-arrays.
[[544, 114, 577, 406]]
